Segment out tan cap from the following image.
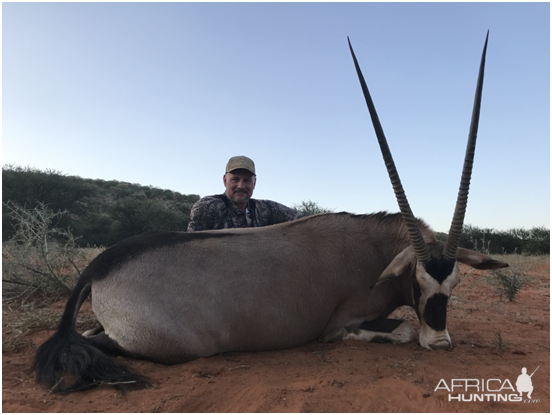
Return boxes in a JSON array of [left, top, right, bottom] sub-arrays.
[[225, 156, 256, 175]]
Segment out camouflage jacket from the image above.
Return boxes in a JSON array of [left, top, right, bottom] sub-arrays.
[[187, 194, 304, 232]]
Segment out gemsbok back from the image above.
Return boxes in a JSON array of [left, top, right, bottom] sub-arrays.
[[34, 33, 507, 393]]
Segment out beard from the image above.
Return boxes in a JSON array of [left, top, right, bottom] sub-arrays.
[[230, 189, 250, 204]]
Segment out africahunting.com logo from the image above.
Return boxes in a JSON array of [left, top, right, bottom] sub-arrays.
[[435, 366, 541, 403]]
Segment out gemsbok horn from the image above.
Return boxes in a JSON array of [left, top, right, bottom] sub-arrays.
[[347, 32, 489, 266]]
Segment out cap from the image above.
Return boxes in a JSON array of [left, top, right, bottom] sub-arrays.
[[225, 156, 256, 175]]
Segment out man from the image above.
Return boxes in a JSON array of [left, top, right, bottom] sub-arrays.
[[187, 156, 304, 232]]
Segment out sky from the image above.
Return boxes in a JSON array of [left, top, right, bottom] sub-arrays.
[[3, 2, 550, 232]]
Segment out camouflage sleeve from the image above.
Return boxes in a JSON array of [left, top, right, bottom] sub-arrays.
[[187, 196, 222, 232], [257, 200, 305, 225]]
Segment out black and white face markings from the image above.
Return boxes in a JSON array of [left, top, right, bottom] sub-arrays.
[[413, 257, 462, 350]]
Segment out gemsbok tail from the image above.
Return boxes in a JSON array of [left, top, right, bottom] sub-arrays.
[[33, 276, 152, 393]]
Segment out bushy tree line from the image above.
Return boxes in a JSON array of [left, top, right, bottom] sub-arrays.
[[2, 165, 199, 246], [3, 166, 548, 254], [436, 224, 549, 255]]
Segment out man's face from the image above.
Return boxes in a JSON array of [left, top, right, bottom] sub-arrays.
[[223, 169, 256, 210]]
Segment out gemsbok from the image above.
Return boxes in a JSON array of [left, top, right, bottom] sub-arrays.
[[34, 32, 507, 393]]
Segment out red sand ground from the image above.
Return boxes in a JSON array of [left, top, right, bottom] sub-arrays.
[[3, 262, 549, 412]]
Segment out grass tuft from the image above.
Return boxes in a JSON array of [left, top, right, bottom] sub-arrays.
[[491, 330, 510, 352]]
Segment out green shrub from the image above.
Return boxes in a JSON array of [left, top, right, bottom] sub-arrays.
[[294, 200, 333, 216], [492, 270, 523, 302]]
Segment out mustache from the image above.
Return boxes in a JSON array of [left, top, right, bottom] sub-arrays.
[[233, 189, 249, 195]]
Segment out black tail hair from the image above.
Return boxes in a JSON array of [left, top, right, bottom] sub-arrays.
[[33, 279, 152, 393]]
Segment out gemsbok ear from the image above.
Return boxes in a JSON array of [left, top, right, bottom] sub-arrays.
[[457, 248, 509, 270], [371, 245, 417, 288]]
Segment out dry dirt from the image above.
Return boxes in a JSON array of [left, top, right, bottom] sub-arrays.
[[2, 259, 550, 413]]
